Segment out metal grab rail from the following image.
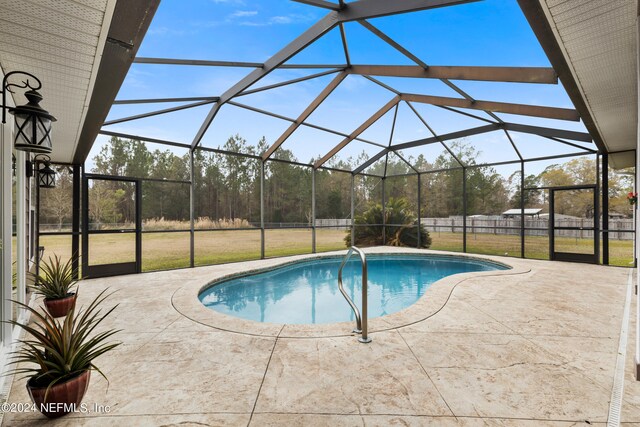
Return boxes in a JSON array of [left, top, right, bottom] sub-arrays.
[[338, 246, 371, 343]]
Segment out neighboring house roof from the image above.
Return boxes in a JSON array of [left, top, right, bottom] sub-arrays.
[[503, 208, 543, 216]]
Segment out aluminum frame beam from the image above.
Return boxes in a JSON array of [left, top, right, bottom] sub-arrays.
[[293, 0, 342, 11], [105, 0, 601, 180], [338, 0, 478, 21], [401, 93, 580, 121], [113, 70, 343, 106], [262, 71, 348, 160], [353, 149, 389, 174], [134, 58, 263, 67], [383, 104, 400, 176], [339, 23, 351, 65], [394, 150, 420, 174], [190, 0, 478, 149], [113, 71, 341, 105], [404, 101, 465, 167], [314, 95, 400, 168], [389, 122, 592, 153], [437, 105, 496, 124], [190, 14, 341, 148], [359, 20, 428, 69], [227, 100, 386, 148], [238, 69, 343, 96], [393, 124, 500, 151], [503, 129, 523, 161], [357, 20, 504, 124], [349, 65, 558, 84], [503, 122, 592, 143], [542, 135, 597, 153], [103, 99, 216, 126], [134, 57, 349, 69], [113, 96, 219, 105], [99, 130, 192, 149]]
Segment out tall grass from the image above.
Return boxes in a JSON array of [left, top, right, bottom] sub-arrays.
[[142, 217, 253, 231]]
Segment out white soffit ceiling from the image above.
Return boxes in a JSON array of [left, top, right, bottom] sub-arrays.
[[0, 0, 116, 163], [541, 0, 637, 168]]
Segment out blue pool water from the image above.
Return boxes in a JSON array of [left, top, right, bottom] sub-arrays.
[[199, 255, 507, 324]]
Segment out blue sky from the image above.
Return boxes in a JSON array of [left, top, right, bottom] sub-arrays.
[[94, 0, 595, 175]]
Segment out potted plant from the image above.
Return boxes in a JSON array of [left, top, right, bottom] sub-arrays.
[[31, 255, 78, 318], [7, 290, 121, 418]]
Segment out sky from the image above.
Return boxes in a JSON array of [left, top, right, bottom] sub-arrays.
[[92, 0, 596, 176]]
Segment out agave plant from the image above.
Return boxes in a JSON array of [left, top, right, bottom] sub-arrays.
[[31, 255, 78, 300], [345, 197, 431, 248], [7, 290, 121, 391]]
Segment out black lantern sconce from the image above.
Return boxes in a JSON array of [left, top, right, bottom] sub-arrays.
[[11, 153, 56, 188], [33, 155, 56, 188], [1, 71, 56, 154]]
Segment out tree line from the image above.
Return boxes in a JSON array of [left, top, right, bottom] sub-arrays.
[[38, 135, 633, 230]]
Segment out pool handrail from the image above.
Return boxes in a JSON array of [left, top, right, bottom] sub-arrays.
[[337, 246, 371, 343]]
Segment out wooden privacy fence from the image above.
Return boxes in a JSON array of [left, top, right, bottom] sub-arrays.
[[423, 218, 635, 240], [316, 218, 635, 240], [45, 218, 633, 239]]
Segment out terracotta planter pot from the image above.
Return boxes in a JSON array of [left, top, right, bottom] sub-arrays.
[[27, 370, 91, 418], [44, 293, 77, 318]]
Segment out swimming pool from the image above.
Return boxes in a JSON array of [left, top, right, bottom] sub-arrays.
[[199, 254, 508, 324]]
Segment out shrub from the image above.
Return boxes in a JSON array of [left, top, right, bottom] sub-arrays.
[[345, 198, 431, 248]]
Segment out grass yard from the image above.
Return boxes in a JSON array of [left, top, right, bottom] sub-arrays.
[[31, 228, 635, 273], [37, 229, 346, 272], [427, 230, 635, 266]]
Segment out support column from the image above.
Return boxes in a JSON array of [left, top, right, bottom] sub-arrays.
[[35, 170, 40, 281], [311, 168, 316, 253], [260, 160, 265, 259], [417, 173, 421, 248], [71, 164, 80, 278], [350, 174, 355, 246], [635, 9, 640, 380], [521, 161, 525, 258], [636, 146, 640, 379], [16, 151, 26, 315], [462, 167, 467, 253], [602, 154, 609, 265], [381, 177, 386, 246], [135, 181, 142, 274], [81, 172, 89, 279], [0, 115, 12, 345], [189, 150, 195, 268], [595, 153, 601, 264]]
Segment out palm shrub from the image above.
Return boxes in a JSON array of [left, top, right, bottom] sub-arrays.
[[345, 197, 431, 248], [31, 255, 78, 300], [7, 289, 121, 389]]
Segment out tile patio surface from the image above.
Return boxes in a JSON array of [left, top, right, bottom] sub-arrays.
[[2, 247, 639, 426]]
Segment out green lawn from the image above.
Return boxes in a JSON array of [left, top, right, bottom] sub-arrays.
[[37, 229, 348, 272], [28, 229, 635, 273], [427, 230, 634, 266]]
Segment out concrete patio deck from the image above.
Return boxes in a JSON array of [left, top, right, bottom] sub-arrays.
[[2, 248, 638, 426]]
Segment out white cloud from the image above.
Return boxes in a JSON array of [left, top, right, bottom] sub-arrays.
[[211, 0, 246, 4], [147, 26, 189, 37], [230, 10, 258, 18], [270, 16, 293, 24], [238, 13, 315, 27]]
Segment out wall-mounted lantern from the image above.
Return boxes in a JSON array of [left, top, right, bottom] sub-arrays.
[[1, 71, 56, 154], [34, 155, 56, 188]]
